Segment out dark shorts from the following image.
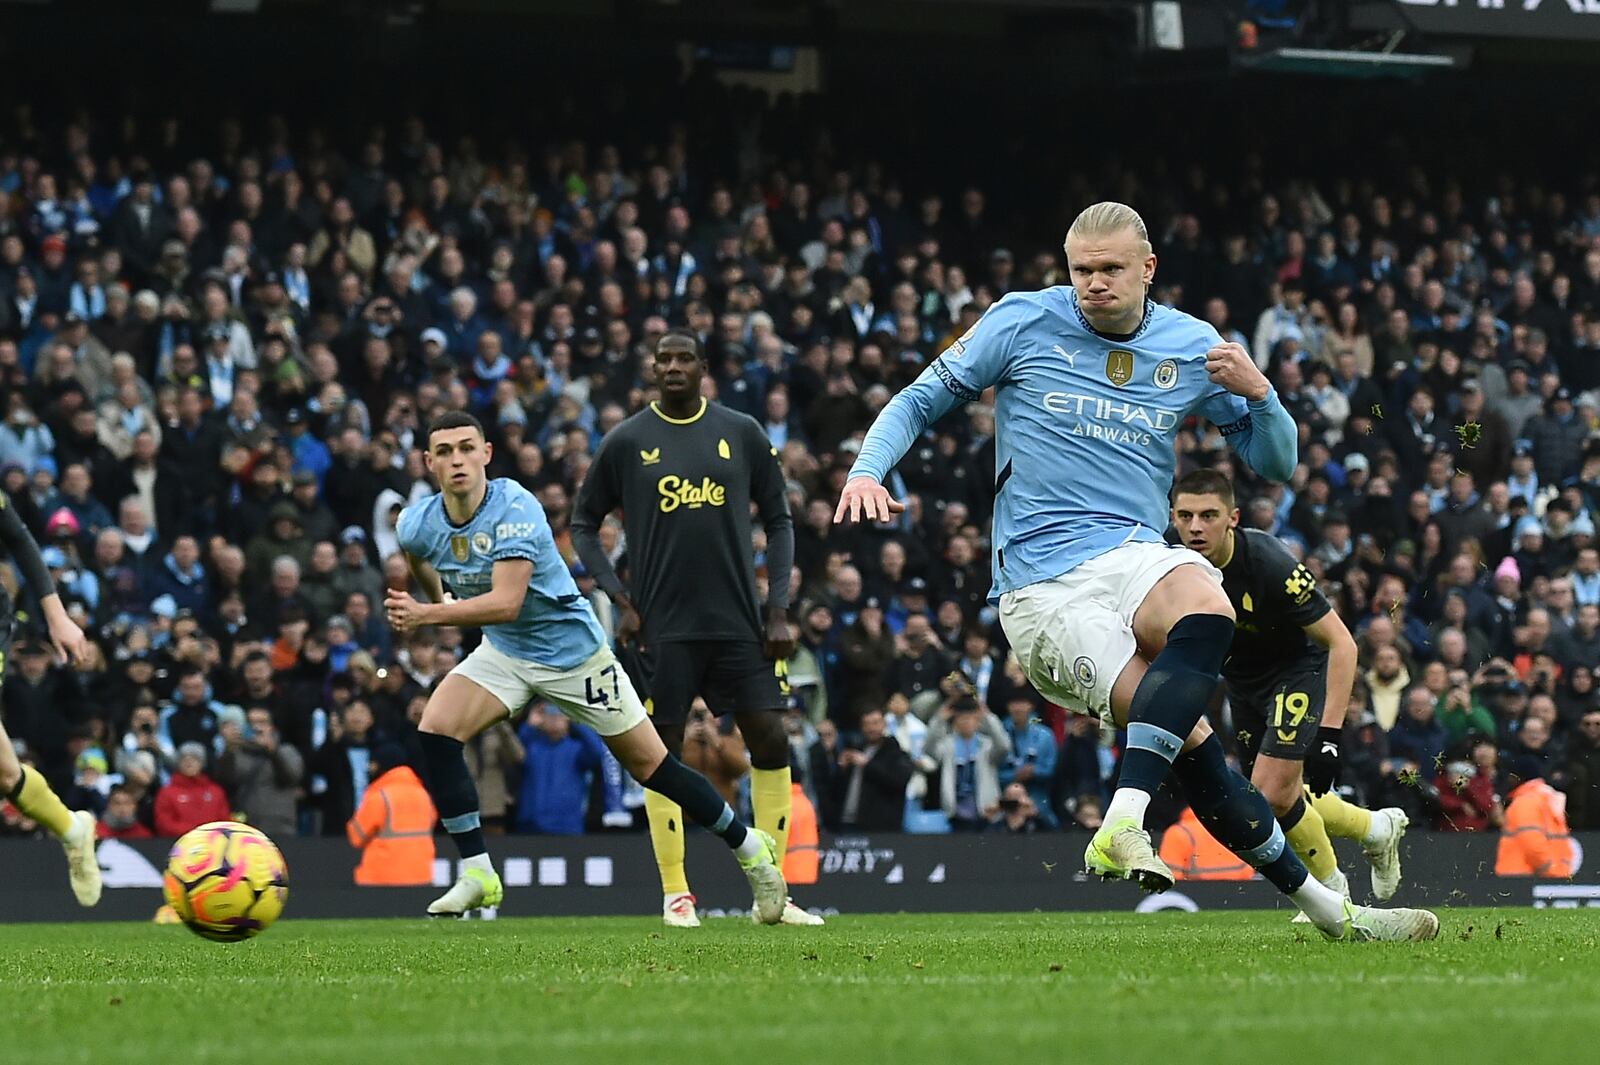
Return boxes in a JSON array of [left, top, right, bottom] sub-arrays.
[[630, 639, 789, 725], [1225, 658, 1328, 774], [0, 615, 14, 682]]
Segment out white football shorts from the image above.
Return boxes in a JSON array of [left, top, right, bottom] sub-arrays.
[[453, 640, 647, 736], [998, 540, 1221, 724]]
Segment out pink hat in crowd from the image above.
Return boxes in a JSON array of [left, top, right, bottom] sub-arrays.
[[1495, 556, 1521, 584]]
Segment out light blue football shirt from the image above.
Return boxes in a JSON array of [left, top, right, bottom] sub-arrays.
[[850, 287, 1297, 603], [397, 477, 605, 670]]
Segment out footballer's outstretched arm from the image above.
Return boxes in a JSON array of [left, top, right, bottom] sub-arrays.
[[840, 298, 1021, 522]]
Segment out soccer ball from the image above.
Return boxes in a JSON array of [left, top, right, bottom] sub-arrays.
[[163, 821, 289, 942]]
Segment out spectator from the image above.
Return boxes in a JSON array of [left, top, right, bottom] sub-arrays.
[[63, 749, 111, 818], [310, 699, 381, 836], [1435, 739, 1503, 833], [986, 781, 1046, 835], [1364, 645, 1411, 731], [346, 741, 436, 886], [153, 742, 232, 837], [807, 717, 842, 823], [838, 596, 894, 730], [1523, 387, 1587, 488], [1566, 709, 1600, 831], [96, 784, 153, 840], [159, 668, 223, 759], [1437, 678, 1496, 747], [1494, 757, 1578, 877], [887, 612, 951, 710], [216, 706, 304, 839], [331, 526, 386, 610], [465, 719, 524, 834], [830, 707, 913, 831], [921, 697, 1011, 832], [998, 690, 1059, 829], [514, 706, 605, 835], [680, 702, 750, 808], [1389, 686, 1450, 774]]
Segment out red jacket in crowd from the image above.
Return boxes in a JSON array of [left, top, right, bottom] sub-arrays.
[[154, 773, 233, 837], [1436, 770, 1499, 832]]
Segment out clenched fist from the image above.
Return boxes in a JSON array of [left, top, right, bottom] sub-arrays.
[[1204, 342, 1271, 403]]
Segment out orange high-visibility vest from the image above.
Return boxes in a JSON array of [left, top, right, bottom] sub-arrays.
[[1496, 779, 1578, 878], [347, 766, 438, 886], [1159, 807, 1254, 881], [783, 782, 820, 886]]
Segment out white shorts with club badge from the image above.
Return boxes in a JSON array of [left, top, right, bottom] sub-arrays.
[[998, 540, 1222, 725]]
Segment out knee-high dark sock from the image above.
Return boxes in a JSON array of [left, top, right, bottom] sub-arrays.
[[1173, 734, 1309, 894], [644, 754, 749, 850], [418, 732, 486, 860], [1118, 613, 1235, 795]]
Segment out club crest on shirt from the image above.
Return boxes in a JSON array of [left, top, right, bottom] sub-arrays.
[[718, 438, 731, 460], [450, 535, 470, 562], [1153, 358, 1179, 390], [1105, 349, 1134, 388], [472, 532, 494, 556]]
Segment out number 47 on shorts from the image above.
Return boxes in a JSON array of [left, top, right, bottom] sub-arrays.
[[585, 663, 622, 710]]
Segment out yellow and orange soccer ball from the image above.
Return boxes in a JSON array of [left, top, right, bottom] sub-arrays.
[[163, 822, 289, 942]]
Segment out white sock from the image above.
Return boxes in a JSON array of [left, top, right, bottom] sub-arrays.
[[1291, 872, 1348, 934], [733, 829, 765, 862], [1103, 788, 1152, 829], [62, 812, 88, 847], [462, 853, 494, 875], [1360, 809, 1389, 848]]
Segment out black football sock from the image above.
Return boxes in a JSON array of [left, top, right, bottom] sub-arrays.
[[643, 754, 750, 850], [418, 731, 486, 860]]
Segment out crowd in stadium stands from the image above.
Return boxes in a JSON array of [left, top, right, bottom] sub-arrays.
[[0, 91, 1598, 848]]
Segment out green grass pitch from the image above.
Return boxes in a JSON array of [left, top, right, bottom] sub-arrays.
[[3, 909, 1597, 1065]]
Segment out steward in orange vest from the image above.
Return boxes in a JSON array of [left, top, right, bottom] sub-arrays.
[[1496, 762, 1578, 878], [783, 781, 819, 886], [347, 745, 438, 886], [1159, 806, 1253, 881]]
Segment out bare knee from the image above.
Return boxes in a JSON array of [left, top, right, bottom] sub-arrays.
[[1180, 717, 1215, 754], [0, 761, 18, 794], [610, 721, 669, 781], [1135, 566, 1235, 651], [1251, 771, 1301, 817]]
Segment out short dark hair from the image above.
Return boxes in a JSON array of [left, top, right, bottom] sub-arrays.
[[655, 330, 705, 361], [1173, 469, 1236, 508], [426, 410, 486, 443]]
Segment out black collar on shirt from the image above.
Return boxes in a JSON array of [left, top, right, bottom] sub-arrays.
[[1068, 288, 1154, 344], [445, 479, 495, 529]]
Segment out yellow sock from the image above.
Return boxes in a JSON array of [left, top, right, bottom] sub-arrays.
[[1308, 787, 1373, 842], [644, 790, 689, 895], [11, 766, 76, 839], [1283, 797, 1338, 882], [751, 766, 793, 861]]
